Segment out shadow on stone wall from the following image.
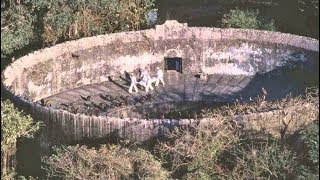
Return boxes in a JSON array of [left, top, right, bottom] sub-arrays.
[[233, 52, 319, 102]]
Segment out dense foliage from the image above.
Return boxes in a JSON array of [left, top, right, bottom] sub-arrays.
[[1, 99, 43, 179], [300, 124, 319, 168], [33, 0, 155, 46], [298, 123, 319, 179], [1, 3, 34, 59], [1, 0, 156, 65], [42, 145, 169, 179], [221, 9, 276, 31], [42, 89, 319, 179]]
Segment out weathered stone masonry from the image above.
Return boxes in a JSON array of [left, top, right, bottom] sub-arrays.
[[2, 20, 319, 146], [3, 20, 318, 101]]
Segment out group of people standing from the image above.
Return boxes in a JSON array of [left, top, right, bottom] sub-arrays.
[[129, 67, 165, 93]]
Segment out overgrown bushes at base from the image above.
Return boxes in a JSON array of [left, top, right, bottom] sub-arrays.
[[41, 88, 319, 179], [42, 145, 169, 180]]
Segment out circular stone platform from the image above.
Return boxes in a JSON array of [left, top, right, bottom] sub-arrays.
[[2, 20, 319, 144]]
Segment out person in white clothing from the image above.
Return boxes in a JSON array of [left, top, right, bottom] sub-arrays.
[[128, 73, 138, 93], [155, 67, 165, 86], [139, 69, 154, 92], [140, 69, 148, 79], [144, 73, 154, 92]]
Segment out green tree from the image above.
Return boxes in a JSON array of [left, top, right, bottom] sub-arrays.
[[1, 99, 43, 179], [27, 0, 156, 45], [1, 0, 156, 64], [221, 8, 276, 31], [1, 4, 34, 60]]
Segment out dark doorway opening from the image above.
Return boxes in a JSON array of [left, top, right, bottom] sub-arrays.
[[165, 57, 182, 73]]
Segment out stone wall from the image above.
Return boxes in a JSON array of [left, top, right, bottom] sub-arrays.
[[1, 20, 319, 145], [5, 86, 315, 149], [3, 20, 318, 102]]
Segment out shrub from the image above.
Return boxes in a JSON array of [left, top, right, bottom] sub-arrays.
[[300, 123, 319, 167], [42, 145, 169, 179], [155, 88, 319, 179], [130, 148, 169, 179], [221, 9, 276, 31], [297, 123, 319, 179], [202, 87, 319, 140], [227, 140, 299, 179], [42, 145, 133, 179], [156, 121, 239, 179], [1, 99, 43, 178]]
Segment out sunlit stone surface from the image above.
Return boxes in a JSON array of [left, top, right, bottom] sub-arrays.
[[2, 20, 318, 145]]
